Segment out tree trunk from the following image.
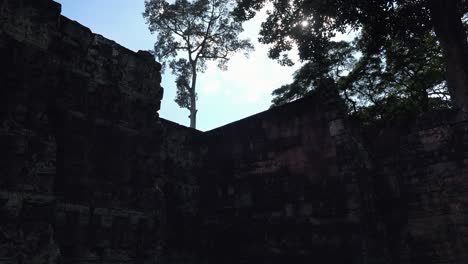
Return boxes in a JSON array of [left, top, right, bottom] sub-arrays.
[[189, 71, 197, 129], [428, 0, 468, 115]]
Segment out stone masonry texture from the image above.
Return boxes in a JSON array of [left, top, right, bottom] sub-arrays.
[[1, 1, 468, 263]]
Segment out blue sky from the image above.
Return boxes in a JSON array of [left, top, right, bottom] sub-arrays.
[[55, 0, 300, 131]]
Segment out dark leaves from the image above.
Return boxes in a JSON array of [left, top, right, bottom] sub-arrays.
[[236, 0, 460, 123]]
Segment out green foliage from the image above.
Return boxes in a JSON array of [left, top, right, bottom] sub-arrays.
[[234, 0, 435, 64], [351, 96, 451, 127], [170, 58, 193, 109], [144, 0, 253, 128], [272, 27, 451, 120], [235, 0, 466, 123], [271, 41, 355, 106]]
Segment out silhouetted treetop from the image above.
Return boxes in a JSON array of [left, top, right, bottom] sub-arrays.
[[234, 0, 468, 115], [144, 0, 253, 128]]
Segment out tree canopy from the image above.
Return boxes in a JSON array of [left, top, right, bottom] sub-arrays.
[[144, 0, 253, 128], [272, 23, 451, 122], [234, 0, 468, 120]]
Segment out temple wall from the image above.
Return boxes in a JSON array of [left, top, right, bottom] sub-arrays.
[[0, 0, 193, 263]]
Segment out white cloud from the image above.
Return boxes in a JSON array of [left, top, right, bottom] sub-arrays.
[[208, 40, 299, 105], [200, 77, 221, 95]]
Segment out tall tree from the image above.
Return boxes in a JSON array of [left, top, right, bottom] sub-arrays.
[[234, 0, 468, 114], [271, 25, 451, 123], [144, 0, 253, 128], [428, 0, 468, 113], [345, 29, 451, 123]]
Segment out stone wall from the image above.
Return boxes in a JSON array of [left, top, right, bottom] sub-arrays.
[[199, 91, 468, 264], [0, 0, 197, 263], [1, 1, 468, 264], [361, 114, 468, 263], [199, 89, 376, 264]]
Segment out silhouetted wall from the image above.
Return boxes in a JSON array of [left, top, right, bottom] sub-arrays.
[[200, 91, 468, 264], [199, 90, 365, 264], [0, 0, 188, 263]]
